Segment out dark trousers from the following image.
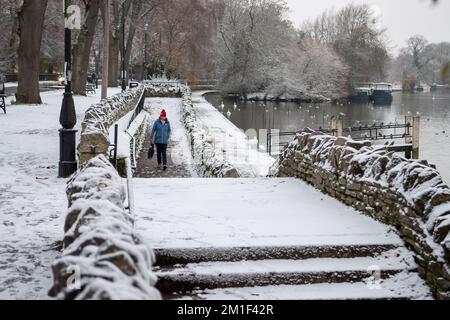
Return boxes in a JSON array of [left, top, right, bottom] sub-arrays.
[[156, 144, 168, 166]]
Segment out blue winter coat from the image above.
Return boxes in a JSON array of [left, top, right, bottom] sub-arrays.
[[151, 119, 171, 145]]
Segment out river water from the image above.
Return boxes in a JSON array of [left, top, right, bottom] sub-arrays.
[[204, 92, 450, 183]]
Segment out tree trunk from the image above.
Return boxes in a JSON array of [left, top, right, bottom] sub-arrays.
[[123, 0, 143, 81], [108, 1, 120, 87], [108, 0, 132, 87], [15, 0, 48, 104], [108, 34, 120, 87], [6, 6, 20, 73], [101, 0, 110, 99], [72, 0, 101, 95]]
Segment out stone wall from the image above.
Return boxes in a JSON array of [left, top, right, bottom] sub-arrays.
[[79, 82, 182, 167], [142, 81, 184, 98], [50, 155, 160, 300], [270, 129, 450, 299], [181, 88, 240, 178], [78, 81, 240, 178], [79, 87, 144, 165]]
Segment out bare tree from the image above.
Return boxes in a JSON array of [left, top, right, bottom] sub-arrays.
[[107, 0, 128, 87], [301, 4, 389, 86], [15, 0, 48, 104], [406, 35, 433, 83], [127, 0, 220, 82], [390, 37, 450, 87], [41, 0, 64, 72], [102, 0, 110, 98], [72, 0, 101, 95], [217, 0, 291, 96], [0, 0, 21, 75], [268, 38, 348, 99], [122, 0, 161, 82]]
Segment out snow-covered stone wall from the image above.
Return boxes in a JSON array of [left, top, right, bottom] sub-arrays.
[[142, 80, 185, 98], [79, 87, 144, 165], [50, 155, 160, 300], [270, 129, 450, 300], [181, 88, 240, 178]]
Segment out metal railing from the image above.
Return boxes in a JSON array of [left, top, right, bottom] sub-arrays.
[[126, 131, 137, 171], [266, 117, 420, 159], [128, 89, 146, 128], [318, 123, 413, 141], [125, 157, 136, 229]]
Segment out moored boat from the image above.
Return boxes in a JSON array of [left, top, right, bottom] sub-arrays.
[[371, 83, 393, 105], [431, 83, 450, 92], [349, 87, 372, 103]]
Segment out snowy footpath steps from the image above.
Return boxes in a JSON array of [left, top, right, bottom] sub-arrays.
[[133, 178, 432, 300], [179, 273, 431, 301], [154, 244, 397, 266], [154, 247, 430, 300]]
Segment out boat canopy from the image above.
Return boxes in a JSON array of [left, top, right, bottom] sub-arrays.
[[372, 83, 393, 91], [354, 87, 371, 94]]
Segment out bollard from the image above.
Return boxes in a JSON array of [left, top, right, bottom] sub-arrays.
[[412, 116, 420, 159]]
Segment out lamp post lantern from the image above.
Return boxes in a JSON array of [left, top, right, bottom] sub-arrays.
[[59, 0, 78, 178]]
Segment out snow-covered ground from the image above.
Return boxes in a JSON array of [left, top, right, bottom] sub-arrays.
[[191, 91, 275, 177], [134, 178, 402, 248], [144, 98, 197, 176], [0, 87, 121, 300], [4, 81, 61, 89]]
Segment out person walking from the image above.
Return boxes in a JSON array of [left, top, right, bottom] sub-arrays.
[[92, 73, 98, 89], [150, 109, 171, 171]]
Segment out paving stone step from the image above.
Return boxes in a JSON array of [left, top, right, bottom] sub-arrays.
[[157, 269, 409, 294], [167, 272, 431, 301], [154, 244, 400, 266], [156, 250, 417, 294]]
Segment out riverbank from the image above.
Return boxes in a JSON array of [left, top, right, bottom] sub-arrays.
[[205, 91, 450, 184], [242, 92, 329, 103], [191, 91, 275, 177]]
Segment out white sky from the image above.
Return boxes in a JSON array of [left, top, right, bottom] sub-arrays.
[[285, 0, 450, 53]]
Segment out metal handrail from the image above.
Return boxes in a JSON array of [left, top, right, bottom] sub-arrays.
[[128, 89, 146, 128], [125, 157, 136, 229], [125, 130, 137, 171]]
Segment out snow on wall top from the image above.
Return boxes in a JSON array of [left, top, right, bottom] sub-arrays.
[[81, 87, 144, 137], [181, 87, 240, 177]]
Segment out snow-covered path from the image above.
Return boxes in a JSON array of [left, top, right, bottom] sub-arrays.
[[134, 178, 401, 248], [134, 178, 432, 300], [0, 88, 120, 299], [192, 92, 275, 177], [136, 98, 196, 178]]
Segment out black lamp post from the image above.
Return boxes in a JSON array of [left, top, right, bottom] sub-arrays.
[[121, 1, 127, 91], [59, 0, 78, 178]]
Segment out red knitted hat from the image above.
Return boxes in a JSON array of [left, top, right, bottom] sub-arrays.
[[160, 109, 167, 117]]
